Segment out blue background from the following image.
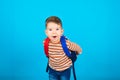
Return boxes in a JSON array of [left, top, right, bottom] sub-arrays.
[[0, 0, 120, 80]]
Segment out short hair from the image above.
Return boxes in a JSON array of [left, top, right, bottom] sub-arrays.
[[45, 16, 62, 28]]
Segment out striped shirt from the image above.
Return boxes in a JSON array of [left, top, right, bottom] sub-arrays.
[[47, 40, 81, 71]]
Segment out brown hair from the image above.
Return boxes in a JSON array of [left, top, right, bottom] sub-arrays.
[[45, 16, 62, 28]]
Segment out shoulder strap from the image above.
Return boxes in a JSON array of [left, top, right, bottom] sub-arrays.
[[44, 37, 50, 57], [60, 36, 71, 57]]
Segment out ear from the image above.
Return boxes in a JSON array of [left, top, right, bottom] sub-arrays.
[[61, 29, 64, 35]]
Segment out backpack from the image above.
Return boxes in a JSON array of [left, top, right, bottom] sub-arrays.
[[44, 35, 77, 80]]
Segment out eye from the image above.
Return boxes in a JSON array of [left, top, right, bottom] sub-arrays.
[[56, 28, 59, 30], [49, 29, 52, 31]]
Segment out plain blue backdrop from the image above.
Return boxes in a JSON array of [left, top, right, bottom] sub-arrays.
[[0, 0, 120, 80]]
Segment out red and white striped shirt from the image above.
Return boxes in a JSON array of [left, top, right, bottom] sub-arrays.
[[47, 40, 82, 71]]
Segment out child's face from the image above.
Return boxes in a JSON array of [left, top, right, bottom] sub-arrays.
[[45, 22, 63, 43]]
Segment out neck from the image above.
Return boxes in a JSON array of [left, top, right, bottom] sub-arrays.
[[50, 40, 60, 44]]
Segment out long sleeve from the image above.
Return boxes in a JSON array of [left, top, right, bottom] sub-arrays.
[[66, 40, 82, 54]]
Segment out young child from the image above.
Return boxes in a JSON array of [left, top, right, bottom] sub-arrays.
[[44, 16, 82, 80]]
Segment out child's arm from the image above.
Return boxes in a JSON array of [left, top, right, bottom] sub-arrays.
[[66, 40, 82, 55]]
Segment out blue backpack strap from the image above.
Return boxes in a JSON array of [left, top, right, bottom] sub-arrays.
[[60, 36, 71, 57], [60, 36, 77, 62]]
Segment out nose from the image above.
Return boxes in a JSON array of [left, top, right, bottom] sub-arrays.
[[52, 30, 56, 34]]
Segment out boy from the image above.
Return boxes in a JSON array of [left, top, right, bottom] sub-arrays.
[[44, 16, 82, 80]]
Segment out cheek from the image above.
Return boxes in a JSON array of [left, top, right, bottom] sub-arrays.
[[47, 30, 52, 33], [57, 31, 63, 35], [47, 32, 52, 36], [46, 31, 51, 36]]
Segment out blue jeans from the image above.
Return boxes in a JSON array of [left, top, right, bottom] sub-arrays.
[[49, 67, 71, 80]]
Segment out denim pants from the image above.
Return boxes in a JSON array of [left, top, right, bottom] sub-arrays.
[[48, 67, 71, 80]]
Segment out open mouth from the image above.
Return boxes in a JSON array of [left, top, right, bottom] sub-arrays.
[[53, 36, 57, 38]]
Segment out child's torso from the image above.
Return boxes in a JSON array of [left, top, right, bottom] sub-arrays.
[[48, 41, 72, 71]]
